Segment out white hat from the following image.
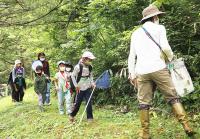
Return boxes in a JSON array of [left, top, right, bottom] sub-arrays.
[[32, 60, 43, 71], [15, 60, 21, 66], [141, 5, 165, 22], [82, 51, 96, 59], [57, 61, 66, 66]]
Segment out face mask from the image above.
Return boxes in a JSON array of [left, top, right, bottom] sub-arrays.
[[37, 73, 42, 76], [59, 67, 65, 71], [40, 58, 45, 61], [85, 61, 92, 65], [154, 19, 159, 25], [66, 67, 71, 72]]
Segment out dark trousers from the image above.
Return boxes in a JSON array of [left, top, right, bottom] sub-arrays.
[[70, 88, 93, 119], [14, 87, 24, 102]]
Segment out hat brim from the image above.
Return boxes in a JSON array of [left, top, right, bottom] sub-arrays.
[[141, 11, 165, 22], [65, 64, 73, 68], [88, 56, 96, 60]]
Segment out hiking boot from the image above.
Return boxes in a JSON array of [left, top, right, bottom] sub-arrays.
[[139, 110, 151, 139], [172, 103, 196, 137], [87, 119, 94, 123]]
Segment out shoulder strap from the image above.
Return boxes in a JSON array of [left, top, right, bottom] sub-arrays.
[[76, 64, 83, 83], [142, 27, 169, 61], [88, 65, 93, 74]]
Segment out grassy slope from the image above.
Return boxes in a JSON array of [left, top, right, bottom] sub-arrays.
[[0, 87, 199, 139]]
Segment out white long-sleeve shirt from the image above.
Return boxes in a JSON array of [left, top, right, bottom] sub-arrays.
[[128, 22, 173, 79], [71, 63, 94, 91]]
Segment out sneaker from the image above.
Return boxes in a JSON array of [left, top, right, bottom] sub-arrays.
[[87, 119, 93, 122]]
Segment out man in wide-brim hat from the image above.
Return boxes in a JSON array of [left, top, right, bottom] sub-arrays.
[[128, 4, 196, 139]]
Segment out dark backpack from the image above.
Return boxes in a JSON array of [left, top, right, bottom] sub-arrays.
[[70, 64, 92, 92]]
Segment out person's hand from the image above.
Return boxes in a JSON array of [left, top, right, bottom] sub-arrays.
[[55, 87, 59, 92], [91, 83, 96, 89], [15, 88, 18, 92], [130, 78, 138, 90], [76, 86, 80, 94]]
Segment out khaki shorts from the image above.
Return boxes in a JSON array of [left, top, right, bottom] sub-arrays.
[[137, 68, 179, 105]]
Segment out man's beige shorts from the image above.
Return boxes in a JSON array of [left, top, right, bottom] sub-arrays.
[[137, 68, 179, 105]]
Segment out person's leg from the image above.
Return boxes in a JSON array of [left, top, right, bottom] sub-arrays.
[[15, 89, 20, 102], [19, 87, 24, 102], [57, 91, 64, 114], [137, 74, 154, 139], [45, 82, 51, 105], [11, 89, 16, 102], [151, 68, 195, 137], [65, 90, 72, 114], [84, 88, 93, 120], [70, 91, 84, 117], [38, 94, 44, 112]]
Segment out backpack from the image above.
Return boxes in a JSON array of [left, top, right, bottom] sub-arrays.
[[70, 64, 92, 92]]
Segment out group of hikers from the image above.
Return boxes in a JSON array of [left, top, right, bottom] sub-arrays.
[[5, 4, 197, 139], [7, 51, 96, 123]]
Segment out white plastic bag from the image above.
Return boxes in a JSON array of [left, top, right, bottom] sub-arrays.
[[169, 58, 194, 97]]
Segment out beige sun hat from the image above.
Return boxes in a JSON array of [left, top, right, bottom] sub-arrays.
[[141, 5, 165, 22]]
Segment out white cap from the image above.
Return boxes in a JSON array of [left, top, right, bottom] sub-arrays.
[[15, 60, 21, 66], [82, 51, 96, 59], [57, 61, 66, 66]]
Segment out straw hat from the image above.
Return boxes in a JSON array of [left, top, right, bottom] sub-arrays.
[[141, 5, 165, 22]]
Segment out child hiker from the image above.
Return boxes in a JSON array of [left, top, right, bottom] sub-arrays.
[[54, 61, 72, 115], [13, 68, 26, 103], [34, 65, 50, 112], [69, 51, 96, 122], [38, 52, 51, 105]]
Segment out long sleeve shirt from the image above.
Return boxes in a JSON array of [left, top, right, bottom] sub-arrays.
[[41, 60, 50, 77], [71, 63, 94, 91], [128, 22, 173, 79]]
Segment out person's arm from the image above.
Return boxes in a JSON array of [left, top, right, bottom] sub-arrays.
[[23, 78, 26, 90], [90, 72, 96, 88], [128, 33, 137, 80], [12, 68, 16, 82], [13, 78, 18, 92], [34, 79, 39, 94], [22, 67, 25, 78], [160, 25, 174, 61], [54, 73, 59, 92], [46, 61, 50, 77], [128, 33, 138, 88], [71, 65, 80, 93]]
